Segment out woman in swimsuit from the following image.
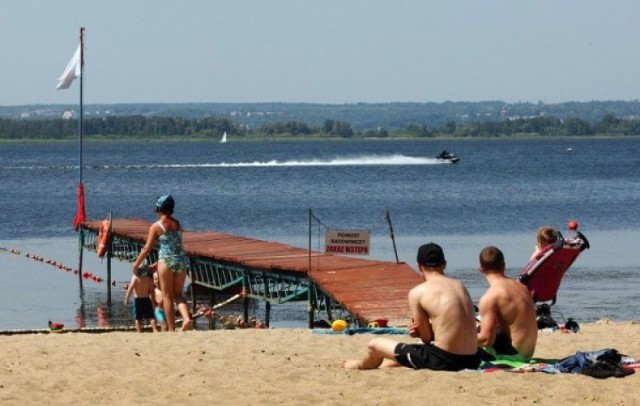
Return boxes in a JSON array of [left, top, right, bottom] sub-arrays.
[[132, 195, 192, 332]]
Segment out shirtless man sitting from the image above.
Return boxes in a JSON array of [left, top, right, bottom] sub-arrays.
[[343, 243, 481, 371], [477, 246, 538, 361]]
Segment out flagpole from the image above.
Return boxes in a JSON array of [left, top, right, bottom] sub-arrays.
[[58, 29, 88, 283], [77, 27, 85, 290], [78, 27, 84, 184]]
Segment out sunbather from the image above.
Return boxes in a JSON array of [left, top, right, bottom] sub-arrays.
[[477, 246, 538, 361], [342, 243, 481, 371]]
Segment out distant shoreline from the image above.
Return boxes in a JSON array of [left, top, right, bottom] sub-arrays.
[[0, 134, 635, 144]]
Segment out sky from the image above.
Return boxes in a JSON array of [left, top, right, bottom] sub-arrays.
[[1, 1, 639, 106]]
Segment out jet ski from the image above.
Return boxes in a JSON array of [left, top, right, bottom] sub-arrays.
[[435, 150, 460, 164]]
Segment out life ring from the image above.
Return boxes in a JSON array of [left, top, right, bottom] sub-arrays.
[[97, 218, 110, 258]]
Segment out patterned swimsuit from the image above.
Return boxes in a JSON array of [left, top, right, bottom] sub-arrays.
[[157, 221, 188, 272]]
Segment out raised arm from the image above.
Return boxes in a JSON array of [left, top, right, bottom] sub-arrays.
[[124, 275, 137, 305], [408, 285, 434, 343], [132, 224, 160, 274], [477, 294, 499, 348]]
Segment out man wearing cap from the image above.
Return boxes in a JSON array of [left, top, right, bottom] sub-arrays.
[[343, 243, 481, 370], [477, 246, 538, 361]]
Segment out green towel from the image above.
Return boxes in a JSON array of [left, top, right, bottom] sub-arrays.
[[483, 348, 531, 364]]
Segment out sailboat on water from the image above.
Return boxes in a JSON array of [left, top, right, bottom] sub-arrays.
[[220, 131, 227, 143]]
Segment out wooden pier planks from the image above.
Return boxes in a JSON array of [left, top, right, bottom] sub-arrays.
[[82, 219, 422, 327], [310, 261, 421, 326]]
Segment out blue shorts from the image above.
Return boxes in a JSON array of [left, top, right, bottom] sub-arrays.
[[155, 307, 166, 322]]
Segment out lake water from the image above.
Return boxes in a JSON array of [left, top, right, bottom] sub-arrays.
[[0, 138, 639, 330]]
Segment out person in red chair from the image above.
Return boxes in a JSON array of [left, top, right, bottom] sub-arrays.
[[477, 246, 538, 361], [529, 226, 559, 261]]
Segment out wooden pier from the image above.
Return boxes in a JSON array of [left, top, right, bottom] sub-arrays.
[[79, 219, 422, 328]]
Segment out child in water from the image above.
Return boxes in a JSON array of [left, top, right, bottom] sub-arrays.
[[125, 265, 159, 333]]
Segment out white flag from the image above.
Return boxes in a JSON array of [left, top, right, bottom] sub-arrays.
[[56, 45, 81, 90]]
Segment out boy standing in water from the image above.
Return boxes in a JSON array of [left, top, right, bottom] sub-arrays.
[[125, 266, 159, 333]]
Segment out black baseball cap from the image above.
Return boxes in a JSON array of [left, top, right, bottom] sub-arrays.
[[417, 243, 445, 267]]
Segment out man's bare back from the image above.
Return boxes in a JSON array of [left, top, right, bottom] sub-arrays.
[[478, 278, 537, 357], [410, 275, 479, 355], [478, 246, 538, 359]]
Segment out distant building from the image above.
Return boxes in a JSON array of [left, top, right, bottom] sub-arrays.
[[62, 111, 75, 120]]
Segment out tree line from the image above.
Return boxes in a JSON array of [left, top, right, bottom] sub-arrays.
[[5, 100, 640, 131], [1, 113, 639, 140]]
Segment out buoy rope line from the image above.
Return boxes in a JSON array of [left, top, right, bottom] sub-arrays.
[[0, 247, 270, 333], [0, 245, 113, 285]]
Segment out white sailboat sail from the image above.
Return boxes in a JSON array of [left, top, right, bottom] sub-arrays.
[[220, 131, 227, 143]]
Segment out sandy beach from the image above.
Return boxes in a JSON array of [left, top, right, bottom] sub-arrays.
[[0, 320, 638, 405]]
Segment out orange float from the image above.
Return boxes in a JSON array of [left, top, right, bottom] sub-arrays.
[[97, 218, 110, 258]]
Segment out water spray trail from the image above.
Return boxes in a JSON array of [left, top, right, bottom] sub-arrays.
[[1, 155, 451, 170]]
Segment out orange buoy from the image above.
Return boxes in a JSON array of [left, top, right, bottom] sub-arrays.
[[97, 218, 110, 258], [332, 319, 349, 332]]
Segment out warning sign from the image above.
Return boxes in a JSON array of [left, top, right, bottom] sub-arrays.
[[325, 229, 370, 255]]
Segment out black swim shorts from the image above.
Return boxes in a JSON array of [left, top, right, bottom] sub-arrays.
[[492, 332, 519, 356], [394, 342, 481, 371], [134, 297, 156, 321]]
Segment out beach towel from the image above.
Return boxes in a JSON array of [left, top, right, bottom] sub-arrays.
[[479, 349, 639, 378], [313, 327, 408, 335], [479, 356, 560, 374]]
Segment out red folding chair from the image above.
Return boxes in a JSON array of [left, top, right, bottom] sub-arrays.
[[519, 231, 590, 305]]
